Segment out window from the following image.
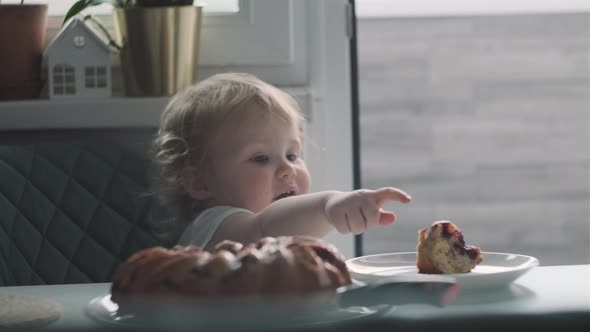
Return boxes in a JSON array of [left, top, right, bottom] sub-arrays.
[[85, 66, 107, 88], [24, 0, 306, 86], [1, 0, 240, 16], [73, 35, 86, 48], [356, 0, 590, 17], [52, 64, 76, 95], [15, 0, 242, 56], [356, 1, 590, 264]]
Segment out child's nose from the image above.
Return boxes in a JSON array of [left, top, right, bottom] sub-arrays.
[[277, 160, 296, 179]]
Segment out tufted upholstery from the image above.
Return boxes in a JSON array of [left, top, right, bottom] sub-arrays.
[[0, 142, 166, 286]]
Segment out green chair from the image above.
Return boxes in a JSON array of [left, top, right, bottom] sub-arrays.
[[0, 142, 165, 286]]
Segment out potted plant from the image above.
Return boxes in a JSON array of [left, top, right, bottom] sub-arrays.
[[0, 0, 48, 100], [63, 0, 203, 97], [63, 1, 196, 24]]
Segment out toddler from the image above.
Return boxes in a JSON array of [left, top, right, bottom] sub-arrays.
[[152, 73, 411, 250]]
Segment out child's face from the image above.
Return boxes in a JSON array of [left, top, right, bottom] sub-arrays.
[[201, 110, 311, 213]]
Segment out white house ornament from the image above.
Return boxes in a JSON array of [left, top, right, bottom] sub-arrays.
[[44, 17, 115, 99]]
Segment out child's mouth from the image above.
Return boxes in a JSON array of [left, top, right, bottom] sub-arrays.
[[273, 191, 295, 201]]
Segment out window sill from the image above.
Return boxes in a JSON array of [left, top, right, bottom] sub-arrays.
[[0, 97, 169, 130], [0, 87, 309, 131]]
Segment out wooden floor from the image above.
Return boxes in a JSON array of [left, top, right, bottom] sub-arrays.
[[357, 13, 590, 265]]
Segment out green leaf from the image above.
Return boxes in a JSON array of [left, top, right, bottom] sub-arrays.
[[62, 0, 114, 26], [61, 0, 194, 26]]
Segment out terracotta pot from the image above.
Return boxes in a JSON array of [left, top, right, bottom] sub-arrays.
[[0, 4, 48, 100]]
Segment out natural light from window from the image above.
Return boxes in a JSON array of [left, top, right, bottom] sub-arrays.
[[0, 0, 239, 16], [355, 0, 589, 265]]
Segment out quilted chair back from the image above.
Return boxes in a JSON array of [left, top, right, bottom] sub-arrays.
[[0, 142, 166, 286]]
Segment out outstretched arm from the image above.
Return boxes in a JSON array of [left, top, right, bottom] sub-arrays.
[[206, 187, 411, 250]]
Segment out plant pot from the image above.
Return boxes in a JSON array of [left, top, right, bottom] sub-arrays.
[[0, 4, 48, 100], [113, 5, 203, 97]]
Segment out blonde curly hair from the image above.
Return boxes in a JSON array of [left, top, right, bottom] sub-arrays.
[[151, 73, 303, 241]]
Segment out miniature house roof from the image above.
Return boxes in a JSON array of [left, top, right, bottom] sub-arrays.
[[44, 16, 114, 56]]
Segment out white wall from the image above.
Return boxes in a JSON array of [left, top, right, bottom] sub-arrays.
[[356, 0, 590, 18]]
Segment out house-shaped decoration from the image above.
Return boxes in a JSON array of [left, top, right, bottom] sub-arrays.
[[44, 17, 114, 99]]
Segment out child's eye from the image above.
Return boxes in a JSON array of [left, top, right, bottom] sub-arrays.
[[251, 155, 269, 163], [287, 153, 298, 162]]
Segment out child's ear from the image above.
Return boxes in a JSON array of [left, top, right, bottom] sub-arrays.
[[180, 167, 212, 200]]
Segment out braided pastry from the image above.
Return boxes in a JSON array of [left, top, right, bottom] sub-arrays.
[[110, 236, 351, 304]]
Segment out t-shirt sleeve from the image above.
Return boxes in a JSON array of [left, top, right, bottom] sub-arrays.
[[177, 206, 252, 248]]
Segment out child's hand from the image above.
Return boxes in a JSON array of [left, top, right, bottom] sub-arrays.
[[325, 187, 412, 235]]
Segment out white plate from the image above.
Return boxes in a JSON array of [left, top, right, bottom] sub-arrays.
[[346, 252, 539, 290], [86, 294, 387, 331]]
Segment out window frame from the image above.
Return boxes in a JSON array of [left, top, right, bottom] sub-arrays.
[[52, 64, 76, 96], [45, 0, 307, 86]]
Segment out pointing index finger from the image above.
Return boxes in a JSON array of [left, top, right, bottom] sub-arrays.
[[372, 187, 412, 206]]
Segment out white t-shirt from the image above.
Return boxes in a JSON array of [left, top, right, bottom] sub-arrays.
[[177, 206, 252, 248]]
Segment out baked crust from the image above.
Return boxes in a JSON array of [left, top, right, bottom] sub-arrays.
[[110, 236, 351, 304], [416, 221, 483, 274]]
